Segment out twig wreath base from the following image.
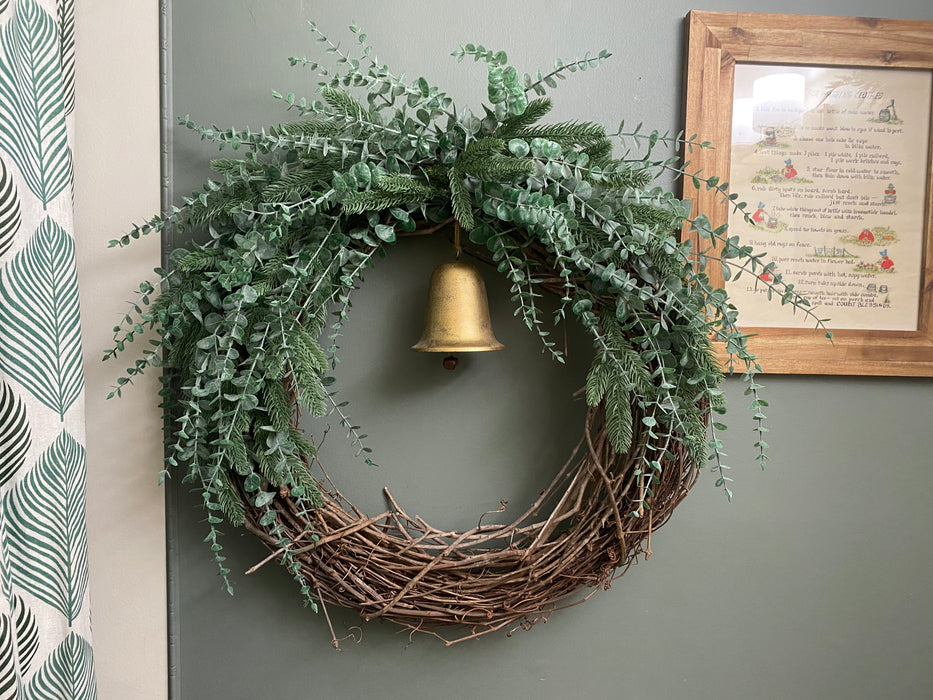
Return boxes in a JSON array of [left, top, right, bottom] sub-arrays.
[[242, 404, 699, 647]]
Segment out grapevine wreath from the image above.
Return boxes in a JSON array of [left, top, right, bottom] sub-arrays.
[[107, 23, 828, 646]]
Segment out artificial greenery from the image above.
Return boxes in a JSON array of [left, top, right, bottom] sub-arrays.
[[106, 22, 828, 603]]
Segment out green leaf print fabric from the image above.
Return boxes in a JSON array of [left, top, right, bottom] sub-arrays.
[[0, 0, 96, 697]]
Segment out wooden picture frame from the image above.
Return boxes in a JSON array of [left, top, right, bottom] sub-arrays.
[[684, 11, 933, 375]]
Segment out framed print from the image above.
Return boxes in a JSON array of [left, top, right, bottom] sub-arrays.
[[684, 11, 933, 375]]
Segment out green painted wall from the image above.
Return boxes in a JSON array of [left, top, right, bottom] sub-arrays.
[[170, 2, 933, 698]]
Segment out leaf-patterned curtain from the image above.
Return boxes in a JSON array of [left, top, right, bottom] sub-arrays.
[[0, 0, 97, 698]]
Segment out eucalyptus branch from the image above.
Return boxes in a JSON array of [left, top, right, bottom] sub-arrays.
[[306, 20, 458, 121], [305, 20, 393, 109], [613, 123, 711, 156], [704, 420, 735, 501], [325, 389, 375, 467], [523, 51, 612, 96], [632, 421, 673, 516], [685, 211, 833, 340], [180, 114, 429, 158], [488, 229, 564, 362]]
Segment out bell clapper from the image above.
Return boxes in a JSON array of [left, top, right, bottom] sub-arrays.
[[443, 355, 459, 371]]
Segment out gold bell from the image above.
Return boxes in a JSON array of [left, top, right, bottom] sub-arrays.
[[412, 260, 504, 369]]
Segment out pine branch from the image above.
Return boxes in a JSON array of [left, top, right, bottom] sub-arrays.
[[448, 168, 474, 230], [459, 137, 506, 164], [320, 86, 369, 122], [495, 97, 553, 136], [341, 189, 429, 215], [373, 174, 442, 198], [463, 154, 534, 181], [270, 118, 344, 139]]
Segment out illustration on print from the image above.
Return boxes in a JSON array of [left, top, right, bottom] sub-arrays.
[[840, 225, 898, 246], [750, 157, 813, 185], [808, 245, 857, 259], [879, 249, 895, 271], [749, 201, 787, 232], [883, 183, 897, 205], [853, 249, 896, 275], [756, 125, 793, 150], [870, 99, 902, 125]]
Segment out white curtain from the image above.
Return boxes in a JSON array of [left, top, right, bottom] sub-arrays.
[[0, 0, 96, 697]]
